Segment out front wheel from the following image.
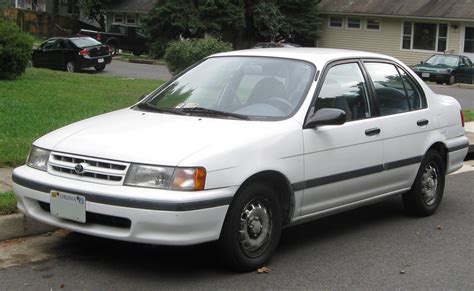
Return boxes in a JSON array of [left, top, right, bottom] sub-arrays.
[[402, 150, 445, 216], [94, 64, 106, 72], [219, 182, 282, 272]]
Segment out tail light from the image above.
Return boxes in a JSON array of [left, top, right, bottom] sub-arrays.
[[96, 33, 101, 41], [107, 46, 113, 53], [460, 110, 465, 127], [78, 49, 89, 56]]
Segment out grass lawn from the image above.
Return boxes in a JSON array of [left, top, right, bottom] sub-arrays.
[[463, 109, 474, 122], [0, 68, 162, 167], [0, 191, 17, 215]]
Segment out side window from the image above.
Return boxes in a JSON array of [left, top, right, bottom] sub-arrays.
[[365, 63, 411, 116], [316, 63, 371, 121], [466, 58, 473, 67]]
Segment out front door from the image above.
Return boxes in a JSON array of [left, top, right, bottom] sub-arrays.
[[301, 61, 384, 215]]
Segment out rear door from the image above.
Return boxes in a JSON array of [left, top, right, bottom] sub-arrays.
[[363, 61, 430, 192], [301, 60, 384, 215]]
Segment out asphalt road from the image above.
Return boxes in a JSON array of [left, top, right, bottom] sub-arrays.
[[0, 169, 473, 290], [81, 59, 172, 81]]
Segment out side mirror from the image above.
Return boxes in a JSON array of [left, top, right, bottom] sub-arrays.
[[305, 108, 346, 128]]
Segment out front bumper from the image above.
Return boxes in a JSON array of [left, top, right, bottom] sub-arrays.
[[13, 165, 236, 246]]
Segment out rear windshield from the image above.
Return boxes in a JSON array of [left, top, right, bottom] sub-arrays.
[[70, 37, 102, 48]]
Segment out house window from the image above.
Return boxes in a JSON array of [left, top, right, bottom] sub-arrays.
[[114, 13, 123, 23], [126, 14, 136, 24], [366, 19, 381, 30], [329, 16, 343, 28], [403, 22, 448, 52], [464, 27, 474, 53], [16, 0, 25, 8], [67, 0, 79, 15], [347, 17, 361, 29]]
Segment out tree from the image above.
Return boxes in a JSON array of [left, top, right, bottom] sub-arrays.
[[198, 0, 245, 38], [78, 0, 111, 31], [278, 0, 321, 45], [251, 1, 287, 42]]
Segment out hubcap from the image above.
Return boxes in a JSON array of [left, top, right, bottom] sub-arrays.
[[239, 199, 272, 257], [421, 162, 439, 206], [67, 62, 74, 72]]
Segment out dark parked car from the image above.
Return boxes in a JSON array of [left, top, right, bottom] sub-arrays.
[[412, 54, 474, 85], [80, 24, 148, 56], [32, 37, 112, 72]]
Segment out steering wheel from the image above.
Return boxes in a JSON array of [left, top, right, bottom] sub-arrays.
[[266, 97, 293, 113]]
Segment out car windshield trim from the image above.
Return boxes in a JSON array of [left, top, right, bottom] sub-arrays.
[[179, 107, 250, 120], [134, 102, 186, 115], [140, 56, 316, 122]]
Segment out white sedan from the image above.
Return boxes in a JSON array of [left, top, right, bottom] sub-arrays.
[[13, 48, 469, 271]]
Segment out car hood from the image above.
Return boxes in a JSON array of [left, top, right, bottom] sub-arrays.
[[34, 108, 285, 167], [414, 63, 454, 71]]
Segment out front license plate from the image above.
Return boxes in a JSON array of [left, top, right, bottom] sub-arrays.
[[50, 191, 86, 223], [98, 58, 104, 63], [422, 72, 430, 78]]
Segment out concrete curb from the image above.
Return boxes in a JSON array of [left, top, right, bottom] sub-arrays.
[[0, 213, 57, 242]]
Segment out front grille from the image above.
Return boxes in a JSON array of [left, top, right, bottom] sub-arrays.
[[48, 152, 129, 185], [39, 201, 131, 229]]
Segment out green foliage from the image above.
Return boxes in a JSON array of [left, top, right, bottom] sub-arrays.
[[278, 0, 321, 45], [164, 38, 232, 74], [149, 39, 169, 59], [251, 1, 287, 42], [78, 0, 111, 30], [0, 192, 17, 215], [0, 20, 34, 80], [199, 0, 246, 37]]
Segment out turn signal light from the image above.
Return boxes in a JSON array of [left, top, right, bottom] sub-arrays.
[[172, 167, 206, 191], [78, 49, 89, 56]]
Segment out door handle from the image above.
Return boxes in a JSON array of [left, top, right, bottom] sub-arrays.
[[365, 128, 381, 136], [417, 119, 429, 126]]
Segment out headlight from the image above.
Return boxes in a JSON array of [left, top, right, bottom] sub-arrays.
[[124, 164, 206, 191], [27, 146, 50, 171], [437, 68, 452, 73]]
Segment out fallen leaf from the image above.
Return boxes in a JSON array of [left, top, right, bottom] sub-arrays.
[[257, 266, 271, 274], [436, 224, 443, 230], [399, 270, 406, 275], [60, 283, 65, 288]]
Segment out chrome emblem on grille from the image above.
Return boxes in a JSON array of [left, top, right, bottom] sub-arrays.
[[74, 164, 85, 174]]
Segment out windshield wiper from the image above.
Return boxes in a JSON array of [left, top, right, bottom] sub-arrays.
[[135, 103, 186, 115], [180, 107, 249, 120]]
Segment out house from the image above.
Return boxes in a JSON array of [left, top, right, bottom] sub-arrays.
[[102, 0, 158, 31], [12, 0, 79, 16], [318, 0, 474, 65]]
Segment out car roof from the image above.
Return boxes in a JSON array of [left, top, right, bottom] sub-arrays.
[[212, 48, 397, 67]]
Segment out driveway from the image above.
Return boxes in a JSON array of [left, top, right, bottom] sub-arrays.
[[82, 59, 172, 81], [429, 85, 474, 110]]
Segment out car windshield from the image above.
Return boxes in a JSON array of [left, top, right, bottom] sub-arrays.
[[425, 55, 459, 66], [70, 37, 102, 48], [141, 57, 314, 120]]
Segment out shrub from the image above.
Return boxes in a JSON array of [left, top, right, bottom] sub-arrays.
[[164, 38, 232, 74], [0, 19, 33, 80], [149, 40, 168, 60]]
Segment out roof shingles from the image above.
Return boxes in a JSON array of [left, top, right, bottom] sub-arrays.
[[320, 0, 474, 19]]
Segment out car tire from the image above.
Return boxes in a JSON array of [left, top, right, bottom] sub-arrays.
[[446, 74, 456, 85], [94, 64, 106, 72], [218, 182, 282, 272], [65, 61, 76, 73], [402, 150, 445, 217]]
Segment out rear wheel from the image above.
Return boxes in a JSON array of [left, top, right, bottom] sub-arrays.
[[65, 61, 76, 72], [219, 182, 282, 272], [94, 64, 106, 72], [402, 150, 445, 216]]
